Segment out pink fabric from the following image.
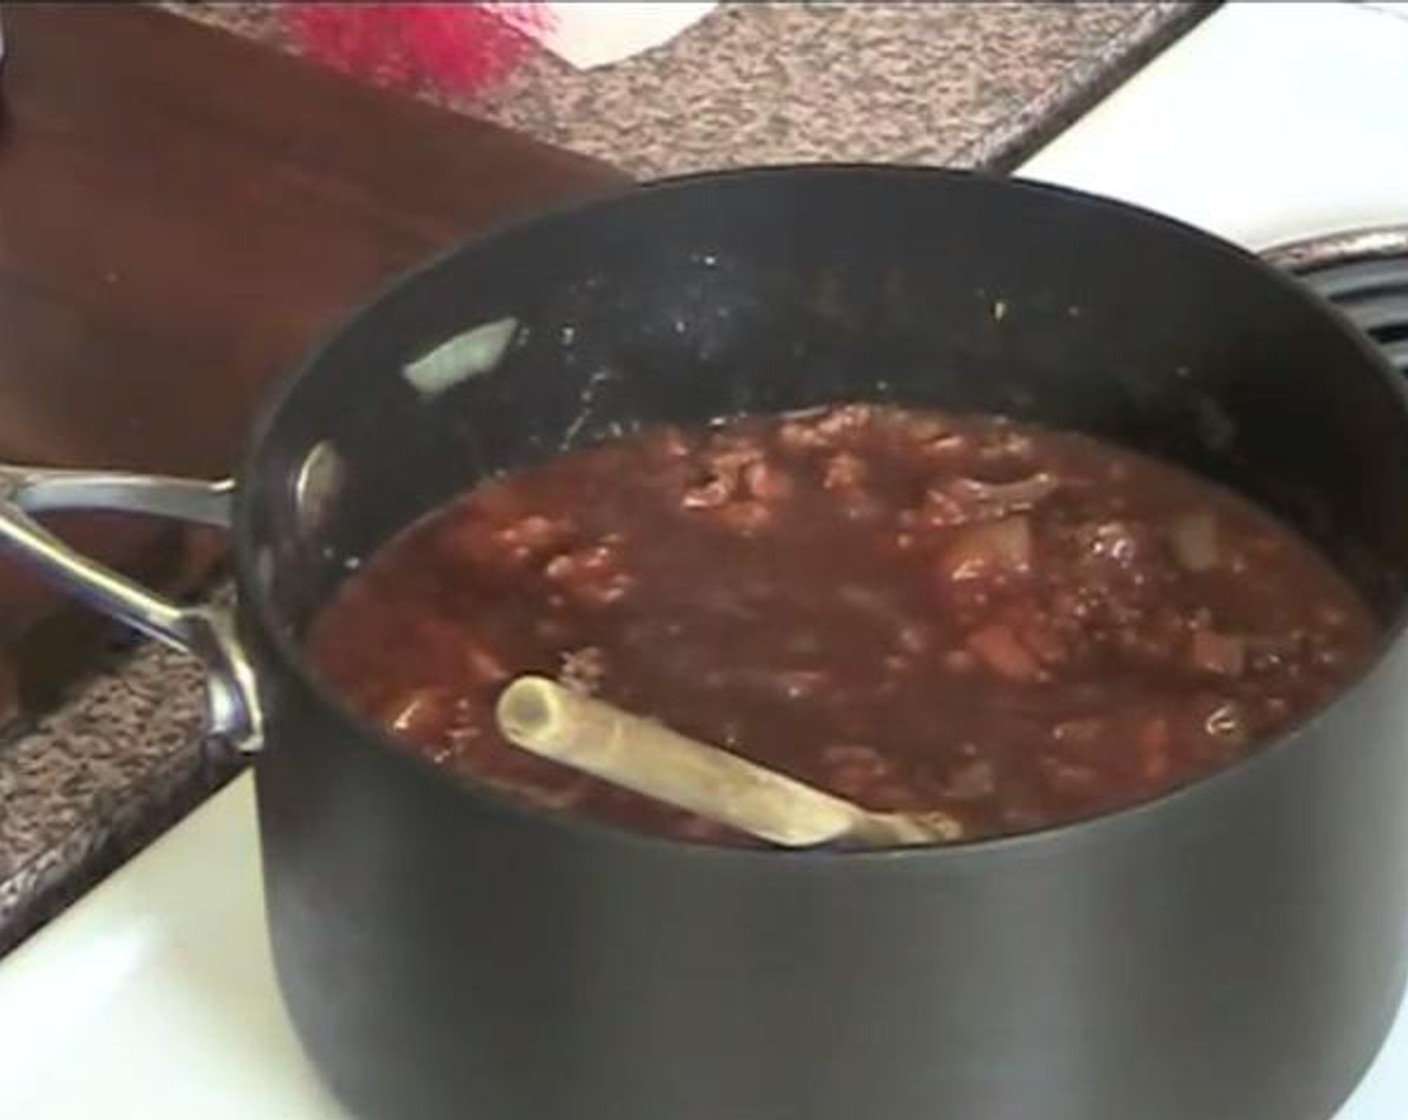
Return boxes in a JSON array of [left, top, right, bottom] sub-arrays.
[[281, 3, 553, 96]]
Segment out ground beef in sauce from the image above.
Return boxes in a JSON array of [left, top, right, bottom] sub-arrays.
[[305, 404, 1377, 844]]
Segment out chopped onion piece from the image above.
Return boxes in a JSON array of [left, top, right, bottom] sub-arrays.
[[940, 516, 1033, 582], [403, 316, 519, 399], [1190, 629, 1245, 677], [947, 471, 1059, 510], [966, 624, 1044, 682], [1170, 511, 1218, 571]]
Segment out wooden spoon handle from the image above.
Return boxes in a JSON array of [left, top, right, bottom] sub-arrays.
[[496, 675, 867, 847]]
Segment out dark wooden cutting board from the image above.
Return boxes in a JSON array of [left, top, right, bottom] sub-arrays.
[[0, 3, 623, 720]]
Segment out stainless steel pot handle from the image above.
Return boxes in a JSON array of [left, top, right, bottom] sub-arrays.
[[0, 465, 263, 752]]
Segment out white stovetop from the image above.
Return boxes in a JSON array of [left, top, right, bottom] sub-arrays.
[[3, 3, 1408, 1117]]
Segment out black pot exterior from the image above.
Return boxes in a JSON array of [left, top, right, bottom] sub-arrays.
[[234, 167, 1408, 1120]]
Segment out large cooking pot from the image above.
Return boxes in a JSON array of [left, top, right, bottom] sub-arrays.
[[3, 166, 1408, 1120]]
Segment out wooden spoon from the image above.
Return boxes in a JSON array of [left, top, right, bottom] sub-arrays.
[[495, 675, 963, 848]]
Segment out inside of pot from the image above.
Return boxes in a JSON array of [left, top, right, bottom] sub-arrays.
[[239, 169, 1408, 840]]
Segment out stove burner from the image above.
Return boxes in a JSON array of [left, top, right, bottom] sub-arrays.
[[1265, 225, 1408, 375]]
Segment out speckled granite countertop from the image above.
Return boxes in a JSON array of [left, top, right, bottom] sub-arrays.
[[0, 0, 1209, 953]]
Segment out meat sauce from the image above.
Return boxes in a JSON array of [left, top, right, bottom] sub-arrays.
[[306, 405, 1376, 844]]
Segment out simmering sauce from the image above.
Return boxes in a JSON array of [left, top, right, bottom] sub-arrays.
[[306, 405, 1376, 844]]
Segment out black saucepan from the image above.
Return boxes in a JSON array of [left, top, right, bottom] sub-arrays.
[[3, 167, 1408, 1120]]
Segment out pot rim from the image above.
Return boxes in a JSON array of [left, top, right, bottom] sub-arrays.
[[232, 162, 1408, 863]]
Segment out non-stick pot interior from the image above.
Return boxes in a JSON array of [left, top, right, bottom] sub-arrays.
[[238, 167, 1408, 642]]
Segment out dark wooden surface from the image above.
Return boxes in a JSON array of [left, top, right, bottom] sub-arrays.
[[0, 2, 622, 717]]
